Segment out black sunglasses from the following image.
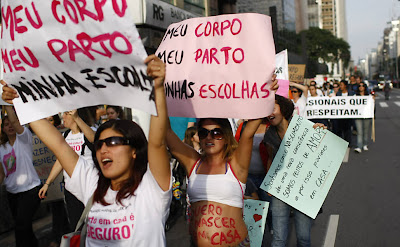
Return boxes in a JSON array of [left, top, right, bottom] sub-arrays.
[[95, 136, 131, 151], [198, 128, 224, 140], [291, 90, 299, 93]]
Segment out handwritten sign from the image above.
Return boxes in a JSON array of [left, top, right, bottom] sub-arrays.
[[32, 135, 63, 202], [260, 114, 348, 219], [305, 96, 374, 119], [275, 50, 289, 98], [156, 13, 276, 119], [1, 0, 154, 124], [288, 64, 306, 83], [243, 199, 269, 247]]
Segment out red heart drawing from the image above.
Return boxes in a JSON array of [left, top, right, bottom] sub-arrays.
[[253, 214, 262, 222]]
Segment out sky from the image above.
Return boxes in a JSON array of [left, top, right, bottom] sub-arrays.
[[347, 0, 400, 63]]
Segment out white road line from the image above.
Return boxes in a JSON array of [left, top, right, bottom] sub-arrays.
[[342, 148, 349, 163], [323, 214, 340, 247], [395, 102, 400, 107], [379, 102, 389, 108], [396, 96, 400, 99]]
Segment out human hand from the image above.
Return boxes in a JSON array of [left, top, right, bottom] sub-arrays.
[[1, 80, 19, 104], [144, 55, 166, 89], [270, 74, 279, 92], [312, 123, 327, 130], [38, 184, 49, 199]]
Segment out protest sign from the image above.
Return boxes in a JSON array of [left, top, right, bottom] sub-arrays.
[[288, 64, 306, 83], [243, 199, 269, 247], [305, 96, 374, 119], [32, 135, 63, 202], [156, 13, 276, 119], [1, 0, 154, 125], [260, 114, 348, 219], [275, 50, 289, 98]]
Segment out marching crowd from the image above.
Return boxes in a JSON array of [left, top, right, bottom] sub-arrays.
[[0, 51, 373, 247]]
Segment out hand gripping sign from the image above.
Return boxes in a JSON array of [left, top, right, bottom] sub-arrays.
[[1, 0, 154, 124], [156, 13, 276, 119]]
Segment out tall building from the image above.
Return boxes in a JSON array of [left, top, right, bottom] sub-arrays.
[[307, 0, 322, 28], [320, 0, 347, 40]]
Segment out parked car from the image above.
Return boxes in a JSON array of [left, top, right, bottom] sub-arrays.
[[366, 80, 379, 92]]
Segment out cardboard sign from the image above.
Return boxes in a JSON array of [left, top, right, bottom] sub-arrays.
[[275, 50, 289, 98], [32, 135, 63, 202], [288, 64, 306, 83], [243, 199, 269, 247], [156, 13, 276, 119], [305, 96, 375, 119], [1, 0, 154, 124], [260, 115, 348, 219]]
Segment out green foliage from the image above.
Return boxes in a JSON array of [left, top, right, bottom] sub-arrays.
[[299, 27, 351, 72]]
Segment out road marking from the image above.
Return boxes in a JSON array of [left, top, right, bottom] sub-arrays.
[[379, 102, 389, 108], [395, 102, 400, 107], [323, 214, 340, 247], [342, 148, 349, 163]]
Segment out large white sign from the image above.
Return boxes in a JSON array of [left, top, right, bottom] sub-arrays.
[[1, 0, 155, 124], [305, 96, 375, 119]]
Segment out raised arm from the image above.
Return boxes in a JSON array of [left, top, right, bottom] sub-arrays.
[[4, 105, 24, 134], [290, 81, 308, 97], [38, 160, 63, 199], [145, 55, 171, 191], [70, 110, 95, 142]]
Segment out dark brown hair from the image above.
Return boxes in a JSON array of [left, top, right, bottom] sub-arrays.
[[275, 95, 294, 120], [107, 105, 125, 120], [0, 116, 10, 146], [93, 119, 148, 206]]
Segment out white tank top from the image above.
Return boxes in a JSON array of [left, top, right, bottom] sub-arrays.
[[187, 159, 245, 208]]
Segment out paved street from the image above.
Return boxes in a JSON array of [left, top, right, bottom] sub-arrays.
[[1, 89, 400, 247]]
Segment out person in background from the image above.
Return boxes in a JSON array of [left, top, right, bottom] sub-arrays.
[[106, 105, 125, 120], [309, 81, 324, 96], [289, 81, 308, 117], [333, 80, 355, 146], [169, 117, 197, 140], [384, 82, 391, 100], [46, 114, 62, 129], [183, 126, 200, 152], [308, 85, 329, 126], [0, 105, 41, 247], [38, 108, 96, 231], [329, 82, 340, 97], [354, 82, 372, 153]]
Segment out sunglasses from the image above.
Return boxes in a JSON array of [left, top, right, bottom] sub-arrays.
[[198, 128, 224, 140], [333, 86, 339, 88], [359, 85, 365, 87], [95, 136, 131, 151], [291, 90, 299, 93]]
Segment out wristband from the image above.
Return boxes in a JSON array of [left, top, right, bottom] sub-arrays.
[[45, 183, 50, 186]]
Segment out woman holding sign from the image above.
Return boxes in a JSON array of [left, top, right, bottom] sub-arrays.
[[2, 55, 172, 246], [263, 95, 326, 247], [0, 105, 42, 247], [165, 77, 278, 247]]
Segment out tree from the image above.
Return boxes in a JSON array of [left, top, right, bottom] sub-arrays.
[[299, 27, 351, 77]]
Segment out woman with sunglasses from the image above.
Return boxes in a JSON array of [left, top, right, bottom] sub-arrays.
[[2, 55, 172, 246], [166, 77, 278, 247], [289, 81, 308, 117], [354, 82, 372, 153]]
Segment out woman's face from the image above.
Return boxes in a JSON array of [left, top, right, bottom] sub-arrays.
[[96, 128, 135, 183], [267, 103, 284, 127], [309, 86, 317, 96], [107, 108, 119, 120], [2, 119, 15, 137], [62, 112, 74, 129], [359, 83, 366, 92], [198, 120, 226, 156], [339, 82, 347, 92], [192, 132, 199, 144], [333, 84, 339, 93]]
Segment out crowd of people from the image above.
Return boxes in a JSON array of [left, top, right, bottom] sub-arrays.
[[0, 53, 375, 247]]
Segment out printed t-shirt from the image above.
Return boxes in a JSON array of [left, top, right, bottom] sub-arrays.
[[63, 131, 94, 180], [66, 157, 172, 247], [0, 127, 40, 193]]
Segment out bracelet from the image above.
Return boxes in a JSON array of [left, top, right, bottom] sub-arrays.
[[45, 183, 50, 186]]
